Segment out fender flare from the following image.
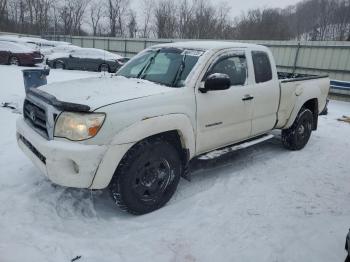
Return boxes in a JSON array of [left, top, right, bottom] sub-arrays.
[[283, 87, 321, 129]]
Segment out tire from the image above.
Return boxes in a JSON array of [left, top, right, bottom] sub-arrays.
[[282, 108, 313, 150], [99, 63, 109, 72], [9, 56, 19, 66], [109, 137, 182, 215], [320, 107, 328, 115]]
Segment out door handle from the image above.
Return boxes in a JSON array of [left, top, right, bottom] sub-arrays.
[[242, 95, 254, 101]]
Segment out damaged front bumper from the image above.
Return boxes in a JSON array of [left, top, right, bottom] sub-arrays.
[[16, 118, 107, 188]]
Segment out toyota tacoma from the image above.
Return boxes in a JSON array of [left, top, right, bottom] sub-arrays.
[[16, 41, 330, 214]]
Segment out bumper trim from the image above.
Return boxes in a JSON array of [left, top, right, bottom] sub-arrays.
[[18, 134, 46, 164]]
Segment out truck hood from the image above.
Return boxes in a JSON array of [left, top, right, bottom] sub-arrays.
[[38, 76, 176, 110]]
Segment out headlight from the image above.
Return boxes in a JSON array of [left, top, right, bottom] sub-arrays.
[[54, 112, 105, 141]]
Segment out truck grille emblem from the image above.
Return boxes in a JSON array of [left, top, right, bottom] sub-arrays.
[[29, 110, 36, 122]]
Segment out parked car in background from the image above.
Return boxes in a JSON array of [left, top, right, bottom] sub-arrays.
[[0, 35, 70, 56], [42, 42, 77, 57], [46, 47, 128, 72], [0, 41, 43, 66], [45, 45, 81, 64], [48, 44, 81, 55]]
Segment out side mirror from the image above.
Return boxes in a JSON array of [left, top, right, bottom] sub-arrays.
[[200, 73, 231, 93]]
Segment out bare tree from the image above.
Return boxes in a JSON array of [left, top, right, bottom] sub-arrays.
[[58, 0, 89, 35], [332, 0, 350, 40], [90, 2, 103, 36], [127, 10, 137, 38], [178, 0, 194, 38], [107, 0, 128, 37], [140, 0, 153, 38], [58, 0, 73, 34], [71, 0, 89, 35], [192, 0, 217, 39], [234, 7, 291, 40], [1, 0, 350, 41], [154, 0, 177, 38], [0, 0, 8, 29], [215, 3, 231, 39]]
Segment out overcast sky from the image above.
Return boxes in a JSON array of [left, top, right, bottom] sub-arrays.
[[220, 0, 301, 16], [131, 0, 302, 18]]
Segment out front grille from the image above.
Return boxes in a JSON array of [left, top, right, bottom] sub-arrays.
[[23, 99, 49, 138]]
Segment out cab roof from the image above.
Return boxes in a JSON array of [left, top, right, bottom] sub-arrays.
[[152, 41, 267, 52]]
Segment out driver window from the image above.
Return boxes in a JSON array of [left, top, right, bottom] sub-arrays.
[[210, 56, 247, 86]]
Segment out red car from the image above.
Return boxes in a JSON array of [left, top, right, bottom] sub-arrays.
[[0, 41, 43, 66]]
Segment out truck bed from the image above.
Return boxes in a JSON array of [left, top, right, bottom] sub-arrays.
[[275, 72, 330, 129], [277, 72, 328, 82]]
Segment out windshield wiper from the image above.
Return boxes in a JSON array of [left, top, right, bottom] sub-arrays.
[[171, 54, 187, 87], [137, 49, 160, 79]]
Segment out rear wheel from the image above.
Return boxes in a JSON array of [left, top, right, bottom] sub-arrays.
[[282, 108, 313, 150], [109, 137, 182, 215], [99, 63, 109, 72], [9, 56, 19, 66]]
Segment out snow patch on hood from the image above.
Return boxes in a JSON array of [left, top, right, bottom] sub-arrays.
[[38, 76, 176, 110]]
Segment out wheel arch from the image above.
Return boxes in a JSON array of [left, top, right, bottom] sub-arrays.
[[284, 97, 319, 130], [111, 114, 195, 157], [90, 114, 195, 189], [99, 63, 110, 72], [54, 59, 65, 68], [9, 54, 19, 65], [303, 98, 318, 130]]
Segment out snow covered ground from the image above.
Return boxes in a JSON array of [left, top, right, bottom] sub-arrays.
[[0, 65, 349, 262]]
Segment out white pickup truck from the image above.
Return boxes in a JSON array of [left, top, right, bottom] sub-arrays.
[[16, 41, 329, 214]]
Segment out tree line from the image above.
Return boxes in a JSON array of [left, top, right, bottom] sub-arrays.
[[0, 0, 349, 41]]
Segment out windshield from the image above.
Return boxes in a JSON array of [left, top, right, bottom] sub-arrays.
[[117, 48, 203, 87]]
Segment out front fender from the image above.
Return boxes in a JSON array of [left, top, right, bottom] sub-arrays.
[[111, 113, 196, 157], [90, 114, 196, 189]]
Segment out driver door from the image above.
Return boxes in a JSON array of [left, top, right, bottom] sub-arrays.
[[195, 52, 254, 154], [68, 50, 82, 70]]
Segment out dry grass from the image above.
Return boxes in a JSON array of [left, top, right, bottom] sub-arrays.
[[337, 115, 350, 123]]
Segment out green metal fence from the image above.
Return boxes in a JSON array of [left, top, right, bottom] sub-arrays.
[[44, 35, 350, 82], [1, 31, 350, 96]]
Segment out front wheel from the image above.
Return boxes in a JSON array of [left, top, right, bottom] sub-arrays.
[[99, 63, 109, 72], [54, 61, 65, 69], [109, 137, 182, 215], [9, 56, 19, 66], [282, 108, 313, 150]]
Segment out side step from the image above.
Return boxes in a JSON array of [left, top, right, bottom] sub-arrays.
[[198, 134, 274, 160]]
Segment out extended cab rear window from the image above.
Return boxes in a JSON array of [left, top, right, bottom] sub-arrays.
[[252, 51, 272, 83]]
